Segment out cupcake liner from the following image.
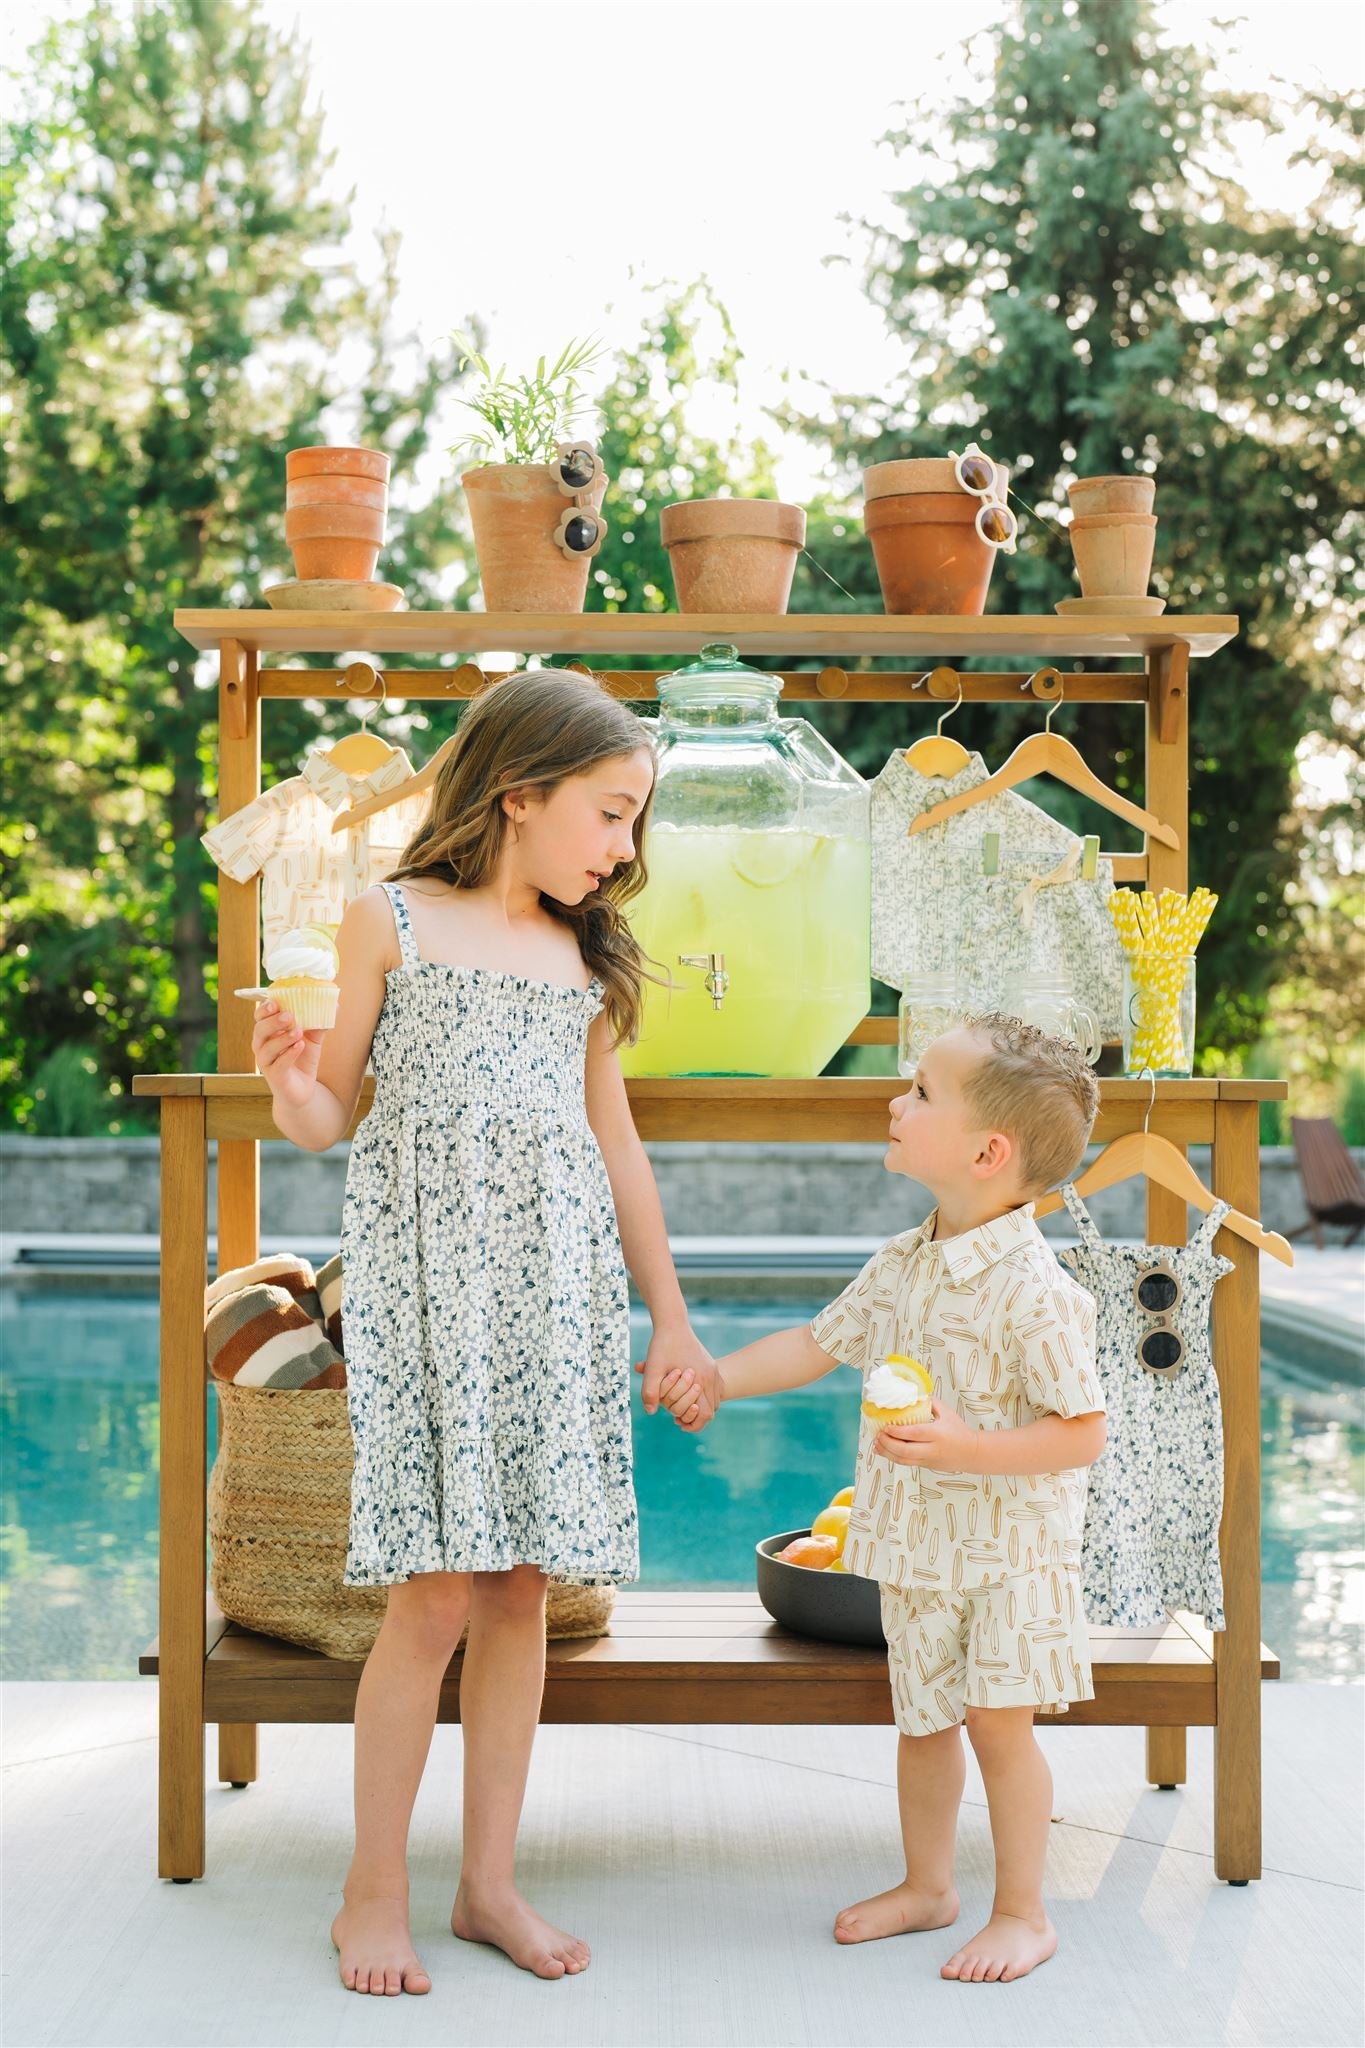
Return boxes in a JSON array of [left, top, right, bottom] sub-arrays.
[[269, 979, 340, 1030], [862, 1398, 932, 1429]]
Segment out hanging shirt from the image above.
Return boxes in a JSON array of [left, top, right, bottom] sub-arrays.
[[1056, 1184, 1234, 1629], [809, 1203, 1105, 1594], [869, 749, 1126, 1036], [202, 745, 431, 954]]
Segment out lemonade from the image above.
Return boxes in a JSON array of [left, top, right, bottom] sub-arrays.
[[619, 824, 870, 1076]]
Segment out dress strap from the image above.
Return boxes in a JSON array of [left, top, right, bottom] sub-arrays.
[[1057, 1181, 1104, 1247], [1194, 1198, 1233, 1249], [381, 881, 421, 970]]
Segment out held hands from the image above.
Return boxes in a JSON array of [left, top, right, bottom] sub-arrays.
[[874, 1396, 980, 1472], [634, 1322, 721, 1434], [252, 998, 324, 1107]]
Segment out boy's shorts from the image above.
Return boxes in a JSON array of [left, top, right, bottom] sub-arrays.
[[880, 1568, 1094, 1735]]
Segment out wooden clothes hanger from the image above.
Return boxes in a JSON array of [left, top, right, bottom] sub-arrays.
[[1035, 1072, 1294, 1266], [904, 670, 972, 779], [326, 663, 401, 779], [334, 732, 455, 833], [907, 676, 1180, 848]]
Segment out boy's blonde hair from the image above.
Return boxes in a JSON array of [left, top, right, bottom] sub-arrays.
[[959, 1013, 1100, 1193]]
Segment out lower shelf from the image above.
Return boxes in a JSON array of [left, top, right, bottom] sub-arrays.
[[139, 1591, 1279, 1728]]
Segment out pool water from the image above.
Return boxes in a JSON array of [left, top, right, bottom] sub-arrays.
[[1, 1292, 1360, 1682]]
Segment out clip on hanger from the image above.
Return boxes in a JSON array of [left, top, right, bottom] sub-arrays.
[[908, 672, 1179, 847], [1035, 1067, 1294, 1265]]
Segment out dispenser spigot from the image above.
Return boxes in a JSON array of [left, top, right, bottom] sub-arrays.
[[678, 952, 729, 1009]]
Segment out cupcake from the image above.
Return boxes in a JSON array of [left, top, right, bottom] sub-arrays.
[[861, 1353, 933, 1429], [263, 924, 340, 1030]]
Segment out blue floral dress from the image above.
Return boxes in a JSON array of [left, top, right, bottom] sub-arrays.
[[339, 882, 639, 1589]]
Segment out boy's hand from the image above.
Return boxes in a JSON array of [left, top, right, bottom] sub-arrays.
[[657, 1365, 721, 1432], [635, 1324, 718, 1423], [875, 1397, 980, 1472]]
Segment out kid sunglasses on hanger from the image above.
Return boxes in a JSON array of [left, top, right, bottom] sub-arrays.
[[1133, 1261, 1185, 1377], [950, 442, 1019, 553]]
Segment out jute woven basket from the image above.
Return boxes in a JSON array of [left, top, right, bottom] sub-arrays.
[[208, 1383, 615, 1660]]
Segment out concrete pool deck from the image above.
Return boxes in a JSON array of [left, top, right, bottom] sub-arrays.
[[2, 1679, 1361, 2047]]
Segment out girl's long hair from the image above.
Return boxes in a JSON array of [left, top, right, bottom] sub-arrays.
[[386, 668, 659, 1046]]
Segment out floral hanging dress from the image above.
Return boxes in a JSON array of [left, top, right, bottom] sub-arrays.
[[1056, 1184, 1234, 1628], [339, 882, 639, 1589]]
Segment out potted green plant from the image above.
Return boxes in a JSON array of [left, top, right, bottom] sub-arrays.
[[452, 335, 610, 613]]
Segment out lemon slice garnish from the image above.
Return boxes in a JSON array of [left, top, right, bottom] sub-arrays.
[[883, 1353, 933, 1395]]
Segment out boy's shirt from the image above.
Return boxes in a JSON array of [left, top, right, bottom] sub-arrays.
[[808, 1203, 1103, 1594]]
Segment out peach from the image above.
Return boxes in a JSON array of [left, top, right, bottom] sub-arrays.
[[777, 1534, 838, 1570]]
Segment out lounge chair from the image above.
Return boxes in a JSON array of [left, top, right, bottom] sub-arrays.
[[1287, 1116, 1365, 1248]]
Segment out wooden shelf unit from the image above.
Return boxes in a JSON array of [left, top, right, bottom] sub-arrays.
[[138, 609, 1280, 1887]]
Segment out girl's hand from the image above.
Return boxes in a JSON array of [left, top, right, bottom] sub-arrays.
[[252, 998, 324, 1108], [658, 1365, 720, 1433], [636, 1323, 718, 1428], [875, 1397, 980, 1472]]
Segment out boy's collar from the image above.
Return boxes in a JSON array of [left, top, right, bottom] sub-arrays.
[[911, 1202, 1042, 1282]]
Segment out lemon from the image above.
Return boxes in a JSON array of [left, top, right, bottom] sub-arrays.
[[730, 834, 804, 888], [829, 1485, 855, 1509], [828, 1558, 848, 1573], [811, 1503, 851, 1557], [884, 1353, 934, 1396]]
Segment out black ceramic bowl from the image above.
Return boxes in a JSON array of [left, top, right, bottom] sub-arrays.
[[755, 1529, 887, 1649]]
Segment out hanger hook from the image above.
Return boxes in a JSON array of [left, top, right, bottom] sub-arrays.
[[1141, 1065, 1157, 1134], [1044, 672, 1065, 734], [936, 679, 965, 738], [339, 661, 386, 729]]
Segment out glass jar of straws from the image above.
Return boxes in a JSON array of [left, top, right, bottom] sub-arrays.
[[1109, 887, 1216, 1079]]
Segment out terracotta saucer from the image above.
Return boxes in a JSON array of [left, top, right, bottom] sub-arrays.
[[264, 580, 405, 611], [1055, 595, 1166, 616]]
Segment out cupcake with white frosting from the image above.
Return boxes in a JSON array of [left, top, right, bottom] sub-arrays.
[[264, 925, 340, 1030], [861, 1353, 933, 1429]]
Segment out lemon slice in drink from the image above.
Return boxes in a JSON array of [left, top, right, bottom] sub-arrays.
[[731, 834, 804, 888]]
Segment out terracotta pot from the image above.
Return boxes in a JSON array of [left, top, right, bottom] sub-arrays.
[[284, 503, 386, 543], [462, 462, 608, 613], [285, 475, 388, 511], [285, 446, 390, 484], [863, 457, 969, 501], [1068, 511, 1157, 598], [1068, 474, 1156, 518], [661, 499, 805, 613], [863, 486, 1007, 616], [288, 537, 382, 581]]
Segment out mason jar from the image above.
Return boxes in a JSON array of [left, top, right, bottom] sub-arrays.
[[1121, 954, 1196, 1078], [898, 973, 967, 1077], [1001, 969, 1102, 1065]]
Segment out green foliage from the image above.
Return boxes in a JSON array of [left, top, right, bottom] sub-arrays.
[[785, 0, 1364, 1063], [2, 0, 473, 1123], [451, 334, 607, 467], [1339, 1063, 1365, 1148]]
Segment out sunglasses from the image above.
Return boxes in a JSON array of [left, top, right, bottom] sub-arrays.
[[951, 442, 1019, 553], [550, 440, 609, 562], [1133, 1261, 1185, 1377]]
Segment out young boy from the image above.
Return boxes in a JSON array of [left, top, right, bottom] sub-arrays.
[[661, 1015, 1106, 1984]]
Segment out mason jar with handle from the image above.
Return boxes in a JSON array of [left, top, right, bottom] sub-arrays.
[[1001, 969, 1102, 1065], [618, 644, 870, 1077]]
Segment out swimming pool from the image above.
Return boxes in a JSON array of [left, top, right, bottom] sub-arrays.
[[1, 1291, 1360, 1682]]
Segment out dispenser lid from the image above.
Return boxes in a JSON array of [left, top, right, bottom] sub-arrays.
[[660, 642, 783, 699]]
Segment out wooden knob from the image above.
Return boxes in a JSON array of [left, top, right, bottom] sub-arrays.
[[816, 665, 849, 698], [924, 666, 961, 699], [1028, 667, 1064, 699]]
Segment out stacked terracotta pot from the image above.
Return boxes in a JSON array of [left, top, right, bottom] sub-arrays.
[[862, 458, 1007, 615], [1067, 475, 1157, 597], [285, 447, 390, 582], [660, 499, 806, 613]]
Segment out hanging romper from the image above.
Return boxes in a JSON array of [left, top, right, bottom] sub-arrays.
[[1056, 1184, 1234, 1629], [339, 882, 640, 1589]]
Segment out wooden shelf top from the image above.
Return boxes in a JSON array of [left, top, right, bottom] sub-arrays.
[[173, 609, 1239, 660], [132, 1071, 1287, 1102]]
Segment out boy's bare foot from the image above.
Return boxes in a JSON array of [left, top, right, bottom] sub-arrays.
[[451, 1882, 590, 1978], [940, 1910, 1057, 1982], [330, 1893, 432, 1995], [833, 1882, 959, 1944]]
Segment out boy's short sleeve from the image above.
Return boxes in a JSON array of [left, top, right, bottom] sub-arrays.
[[1013, 1267, 1105, 1417], [202, 785, 287, 885], [808, 1250, 884, 1374]]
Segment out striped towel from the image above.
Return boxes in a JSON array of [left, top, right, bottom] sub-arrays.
[[315, 1252, 344, 1355], [205, 1252, 322, 1326], [206, 1282, 346, 1389]]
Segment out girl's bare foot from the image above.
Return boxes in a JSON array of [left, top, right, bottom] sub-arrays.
[[833, 1882, 959, 1944], [941, 1910, 1057, 1982], [330, 1893, 432, 1995], [451, 1882, 590, 1978]]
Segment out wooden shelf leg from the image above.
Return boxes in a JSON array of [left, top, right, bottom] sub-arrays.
[[1145, 1726, 1187, 1788], [217, 1723, 259, 1787], [1212, 1098, 1263, 1882], [159, 1096, 209, 1880]]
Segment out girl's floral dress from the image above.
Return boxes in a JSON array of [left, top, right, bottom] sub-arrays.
[[340, 882, 639, 1589]]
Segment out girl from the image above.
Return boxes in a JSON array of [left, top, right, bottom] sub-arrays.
[[251, 669, 716, 1998]]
